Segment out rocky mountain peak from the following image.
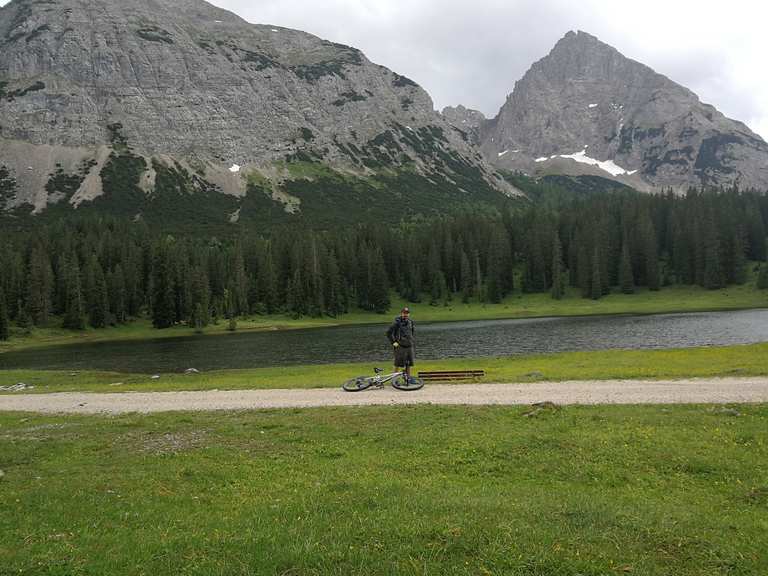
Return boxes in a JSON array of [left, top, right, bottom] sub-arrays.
[[480, 30, 768, 191]]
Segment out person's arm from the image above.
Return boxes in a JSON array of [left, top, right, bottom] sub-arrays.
[[386, 321, 397, 344]]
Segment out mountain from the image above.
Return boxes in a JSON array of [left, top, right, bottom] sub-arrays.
[[447, 31, 768, 192], [441, 105, 486, 145], [0, 0, 516, 227]]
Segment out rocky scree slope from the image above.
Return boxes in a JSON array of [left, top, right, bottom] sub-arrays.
[[0, 0, 515, 226]]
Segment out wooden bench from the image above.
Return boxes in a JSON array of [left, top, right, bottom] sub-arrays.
[[418, 370, 486, 381]]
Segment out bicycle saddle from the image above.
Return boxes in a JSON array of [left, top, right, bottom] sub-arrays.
[[374, 367, 384, 374]]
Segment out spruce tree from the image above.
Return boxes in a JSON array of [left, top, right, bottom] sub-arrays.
[[591, 247, 602, 301], [485, 227, 511, 303], [729, 231, 747, 285], [619, 242, 635, 294], [152, 243, 177, 329], [224, 289, 237, 331], [230, 243, 249, 316], [757, 264, 768, 290], [108, 265, 127, 324], [324, 249, 345, 317], [550, 233, 565, 300], [460, 250, 472, 303], [643, 217, 660, 291], [426, 240, 442, 303], [368, 248, 390, 314], [256, 247, 278, 314], [88, 260, 109, 328], [62, 256, 85, 331], [0, 287, 9, 341], [577, 243, 591, 299], [286, 267, 307, 318], [26, 244, 54, 326], [189, 266, 211, 327], [703, 237, 724, 290], [193, 303, 205, 334]]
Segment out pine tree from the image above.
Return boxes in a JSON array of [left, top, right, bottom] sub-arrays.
[[550, 233, 565, 300], [577, 242, 591, 299], [256, 246, 278, 314], [26, 244, 54, 326], [758, 264, 768, 290], [485, 227, 511, 303], [729, 231, 747, 285], [88, 259, 109, 328], [224, 289, 237, 331], [426, 239, 442, 304], [108, 265, 127, 324], [307, 237, 325, 317], [230, 242, 249, 316], [0, 287, 9, 341], [368, 248, 390, 314], [619, 242, 635, 294], [702, 217, 724, 290], [152, 242, 177, 329], [193, 303, 205, 334], [524, 232, 547, 293], [286, 267, 307, 318], [591, 247, 602, 301], [642, 215, 660, 291], [62, 256, 85, 331], [190, 266, 211, 327], [324, 249, 345, 317], [460, 249, 472, 303]]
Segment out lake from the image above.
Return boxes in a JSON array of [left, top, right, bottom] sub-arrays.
[[2, 309, 768, 374]]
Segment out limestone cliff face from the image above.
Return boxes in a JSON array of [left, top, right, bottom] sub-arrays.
[[442, 105, 486, 145], [0, 0, 514, 216], [479, 31, 768, 191]]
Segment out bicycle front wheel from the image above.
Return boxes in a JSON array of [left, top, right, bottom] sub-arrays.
[[343, 376, 376, 392], [392, 375, 424, 391]]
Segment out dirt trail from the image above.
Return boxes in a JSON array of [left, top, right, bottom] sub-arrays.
[[1, 378, 767, 414]]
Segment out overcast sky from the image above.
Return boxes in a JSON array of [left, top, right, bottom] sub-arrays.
[[2, 0, 766, 139], [206, 0, 768, 140]]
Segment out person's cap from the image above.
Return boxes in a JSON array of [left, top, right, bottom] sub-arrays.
[[401, 307, 411, 314]]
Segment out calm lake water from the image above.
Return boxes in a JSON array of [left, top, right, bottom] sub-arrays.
[[2, 309, 768, 374]]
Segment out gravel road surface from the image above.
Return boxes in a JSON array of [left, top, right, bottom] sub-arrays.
[[1, 378, 767, 414]]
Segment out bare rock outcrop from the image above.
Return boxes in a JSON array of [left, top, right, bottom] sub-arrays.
[[0, 0, 515, 217]]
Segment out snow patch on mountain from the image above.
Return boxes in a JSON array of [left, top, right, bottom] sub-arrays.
[[557, 148, 631, 177]]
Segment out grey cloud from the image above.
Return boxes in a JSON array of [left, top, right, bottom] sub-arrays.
[[209, 0, 767, 138], [1, 0, 764, 138]]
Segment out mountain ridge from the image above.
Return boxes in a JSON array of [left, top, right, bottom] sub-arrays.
[[0, 0, 517, 224], [444, 30, 768, 192]]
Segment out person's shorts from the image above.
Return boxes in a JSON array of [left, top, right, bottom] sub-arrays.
[[394, 345, 415, 367]]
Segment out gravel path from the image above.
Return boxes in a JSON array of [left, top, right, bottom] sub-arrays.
[[1, 378, 768, 414]]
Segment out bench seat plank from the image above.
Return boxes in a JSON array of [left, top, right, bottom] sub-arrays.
[[418, 370, 486, 381]]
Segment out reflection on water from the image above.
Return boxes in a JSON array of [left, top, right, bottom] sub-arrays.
[[2, 309, 768, 374]]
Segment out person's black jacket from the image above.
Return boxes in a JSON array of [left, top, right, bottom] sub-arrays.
[[386, 316, 415, 347]]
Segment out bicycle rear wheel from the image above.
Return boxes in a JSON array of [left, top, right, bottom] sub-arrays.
[[343, 376, 376, 392], [392, 375, 424, 391]]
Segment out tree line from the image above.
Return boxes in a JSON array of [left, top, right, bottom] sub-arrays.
[[1, 189, 768, 340]]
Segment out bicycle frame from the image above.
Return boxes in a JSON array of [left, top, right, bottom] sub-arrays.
[[369, 369, 406, 387]]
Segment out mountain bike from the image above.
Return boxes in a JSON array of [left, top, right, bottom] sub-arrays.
[[343, 367, 424, 392]]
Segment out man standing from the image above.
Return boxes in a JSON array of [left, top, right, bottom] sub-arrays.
[[386, 307, 415, 380]]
